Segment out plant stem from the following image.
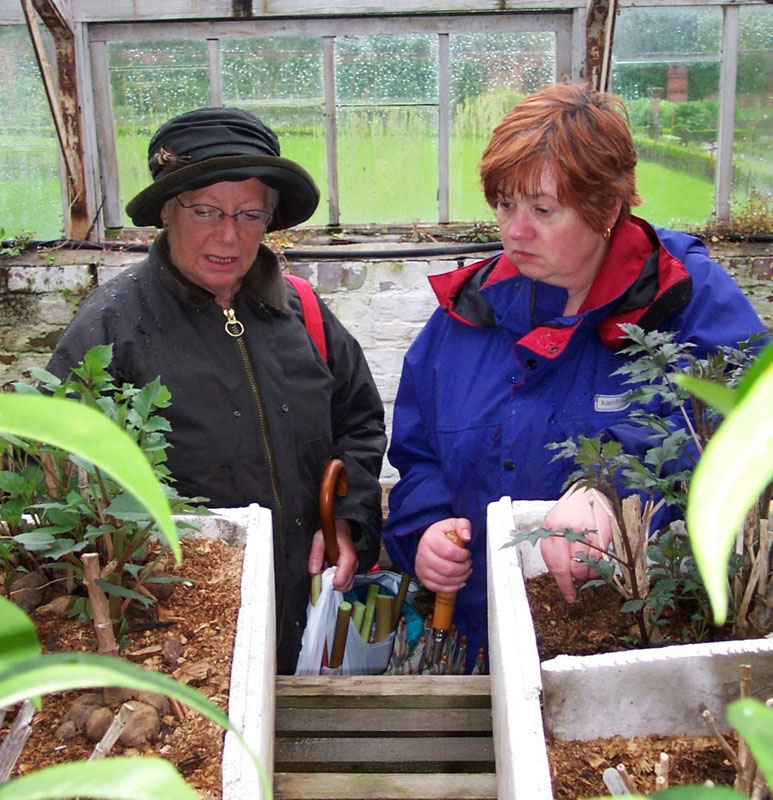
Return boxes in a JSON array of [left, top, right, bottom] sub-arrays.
[[81, 552, 119, 656]]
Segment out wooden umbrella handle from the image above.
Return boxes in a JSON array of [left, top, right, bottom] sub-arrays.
[[432, 530, 466, 632], [319, 458, 349, 566]]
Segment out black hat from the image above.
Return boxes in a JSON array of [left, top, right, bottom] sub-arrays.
[[125, 106, 320, 232]]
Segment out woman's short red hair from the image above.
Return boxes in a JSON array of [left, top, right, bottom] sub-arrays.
[[479, 82, 641, 233]]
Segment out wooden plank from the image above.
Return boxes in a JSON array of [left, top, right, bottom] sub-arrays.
[[276, 707, 492, 734], [277, 675, 490, 704], [86, 13, 573, 41], [274, 772, 497, 800], [70, 0, 584, 23], [275, 735, 495, 771]]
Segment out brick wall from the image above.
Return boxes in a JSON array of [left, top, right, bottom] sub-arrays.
[[1, 239, 771, 482]]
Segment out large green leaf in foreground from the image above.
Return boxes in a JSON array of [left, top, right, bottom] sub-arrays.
[[0, 652, 230, 729], [727, 698, 773, 789], [0, 598, 41, 674], [0, 394, 179, 561], [676, 350, 773, 624], [0, 757, 198, 800]]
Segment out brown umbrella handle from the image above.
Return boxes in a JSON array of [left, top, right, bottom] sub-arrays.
[[432, 530, 466, 632], [319, 458, 349, 566]]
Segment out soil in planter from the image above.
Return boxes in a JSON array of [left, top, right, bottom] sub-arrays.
[[548, 731, 736, 799], [3, 536, 243, 799], [527, 573, 740, 798], [526, 571, 758, 662]]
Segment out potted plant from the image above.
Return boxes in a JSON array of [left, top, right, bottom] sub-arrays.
[[0, 391, 270, 799], [0, 362, 275, 799], [487, 335, 773, 799]]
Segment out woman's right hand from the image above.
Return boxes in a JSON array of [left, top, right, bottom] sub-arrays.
[[415, 518, 472, 593]]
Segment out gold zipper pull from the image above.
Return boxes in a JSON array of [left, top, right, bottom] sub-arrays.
[[223, 307, 244, 337]]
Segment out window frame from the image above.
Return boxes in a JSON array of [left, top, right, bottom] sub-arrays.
[[87, 12, 577, 231]]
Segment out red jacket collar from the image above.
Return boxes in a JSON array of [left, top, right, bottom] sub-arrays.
[[428, 216, 691, 350]]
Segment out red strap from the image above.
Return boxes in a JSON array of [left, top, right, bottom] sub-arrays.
[[284, 274, 328, 363]]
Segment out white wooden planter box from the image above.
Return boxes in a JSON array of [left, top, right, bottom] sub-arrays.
[[487, 496, 773, 800], [182, 504, 276, 800]]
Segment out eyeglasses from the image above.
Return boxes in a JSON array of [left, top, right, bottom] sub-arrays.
[[174, 196, 273, 230]]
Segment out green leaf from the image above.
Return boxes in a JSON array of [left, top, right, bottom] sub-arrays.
[[0, 599, 42, 710], [0, 652, 271, 797], [0, 470, 31, 494], [0, 395, 180, 563], [0, 651, 228, 727], [104, 491, 155, 521], [684, 356, 773, 624], [0, 756, 198, 800], [0, 598, 41, 673], [727, 698, 773, 788], [95, 579, 153, 606], [37, 537, 89, 561], [585, 788, 746, 799], [733, 340, 773, 401], [13, 531, 57, 551], [675, 374, 737, 416]]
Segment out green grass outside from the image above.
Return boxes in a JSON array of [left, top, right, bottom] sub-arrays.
[[0, 129, 719, 240]]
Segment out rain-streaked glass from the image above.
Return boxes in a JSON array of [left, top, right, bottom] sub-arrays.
[[336, 34, 438, 223], [449, 32, 555, 223], [612, 5, 722, 228], [734, 5, 773, 210], [0, 25, 62, 240], [222, 37, 326, 227], [108, 40, 209, 226]]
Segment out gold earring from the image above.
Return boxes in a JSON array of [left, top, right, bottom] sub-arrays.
[[604, 227, 611, 240]]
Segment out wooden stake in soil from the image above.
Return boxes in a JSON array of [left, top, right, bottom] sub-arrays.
[[735, 664, 755, 796], [655, 752, 670, 790], [0, 701, 35, 783], [88, 702, 137, 761], [81, 552, 119, 657], [616, 763, 638, 795]]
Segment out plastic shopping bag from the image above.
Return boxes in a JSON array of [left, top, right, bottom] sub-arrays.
[[294, 566, 341, 676]]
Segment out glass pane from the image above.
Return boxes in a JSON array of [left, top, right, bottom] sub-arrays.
[[222, 37, 325, 227], [449, 32, 555, 224], [612, 6, 722, 228], [0, 25, 62, 240], [336, 34, 437, 224], [108, 40, 210, 225], [734, 5, 773, 212]]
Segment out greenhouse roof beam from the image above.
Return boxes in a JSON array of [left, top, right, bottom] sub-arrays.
[[585, 0, 618, 91], [21, 0, 91, 240]]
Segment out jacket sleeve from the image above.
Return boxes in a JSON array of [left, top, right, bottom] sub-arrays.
[[381, 316, 457, 577], [320, 301, 387, 570]]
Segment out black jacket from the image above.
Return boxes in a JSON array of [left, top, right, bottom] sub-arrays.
[[47, 233, 386, 673]]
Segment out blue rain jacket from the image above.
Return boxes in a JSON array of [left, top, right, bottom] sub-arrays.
[[382, 217, 768, 671]]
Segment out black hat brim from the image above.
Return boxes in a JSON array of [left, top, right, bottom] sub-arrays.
[[125, 154, 320, 232]]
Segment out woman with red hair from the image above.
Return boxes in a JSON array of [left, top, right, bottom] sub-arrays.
[[382, 83, 767, 671]]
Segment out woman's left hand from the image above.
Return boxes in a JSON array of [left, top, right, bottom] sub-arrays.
[[308, 519, 358, 593], [540, 485, 613, 603]]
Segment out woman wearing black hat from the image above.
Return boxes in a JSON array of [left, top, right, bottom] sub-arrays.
[[46, 107, 387, 674]]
